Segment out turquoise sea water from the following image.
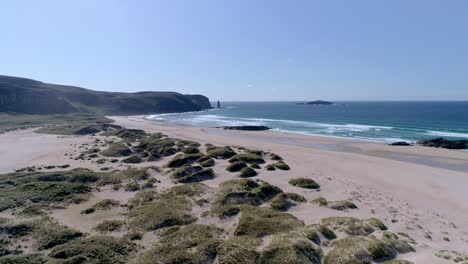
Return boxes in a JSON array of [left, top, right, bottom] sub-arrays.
[[147, 101, 468, 143]]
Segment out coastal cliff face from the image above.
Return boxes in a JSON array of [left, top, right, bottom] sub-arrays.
[[0, 75, 211, 115]]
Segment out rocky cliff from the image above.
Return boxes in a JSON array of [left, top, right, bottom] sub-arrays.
[[0, 75, 211, 115]]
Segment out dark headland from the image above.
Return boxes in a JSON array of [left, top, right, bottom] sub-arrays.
[[0, 75, 211, 115]]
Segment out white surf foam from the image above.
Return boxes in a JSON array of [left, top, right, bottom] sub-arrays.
[[426, 131, 468, 138]]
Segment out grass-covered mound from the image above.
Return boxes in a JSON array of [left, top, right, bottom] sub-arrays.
[[136, 224, 223, 264], [94, 220, 125, 233], [226, 162, 247, 172], [207, 146, 236, 159], [229, 153, 265, 164], [0, 254, 47, 264], [37, 228, 83, 250], [289, 178, 320, 189], [48, 236, 135, 264], [183, 146, 200, 154], [321, 217, 387, 236], [166, 153, 204, 168], [269, 153, 283, 161], [172, 165, 215, 183], [234, 206, 304, 237], [36, 122, 120, 135], [239, 167, 257, 178], [324, 233, 414, 264], [269, 193, 306, 211], [103, 128, 147, 141], [434, 250, 468, 263], [197, 156, 215, 167], [211, 179, 283, 217], [100, 142, 133, 157], [217, 237, 261, 264], [311, 197, 358, 211], [272, 161, 290, 170], [0, 170, 97, 212], [259, 230, 322, 264], [129, 188, 198, 231]]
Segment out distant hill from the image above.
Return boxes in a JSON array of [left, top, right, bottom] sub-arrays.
[[0, 75, 211, 115]]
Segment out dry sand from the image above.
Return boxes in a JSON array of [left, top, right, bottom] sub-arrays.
[[1, 116, 467, 263]]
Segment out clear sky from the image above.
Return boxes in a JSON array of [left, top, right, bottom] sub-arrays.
[[1, 0, 468, 101]]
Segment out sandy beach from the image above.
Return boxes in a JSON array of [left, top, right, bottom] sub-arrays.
[[1, 115, 467, 263]]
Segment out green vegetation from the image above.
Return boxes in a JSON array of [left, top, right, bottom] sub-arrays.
[[321, 217, 375, 236], [124, 182, 140, 192], [211, 179, 283, 217], [100, 142, 132, 157], [197, 156, 215, 167], [324, 236, 394, 264], [434, 250, 468, 263], [0, 170, 96, 212], [37, 228, 83, 250], [368, 218, 388, 231], [269, 193, 305, 211], [239, 167, 257, 178], [226, 162, 247, 172], [217, 237, 261, 264], [0, 113, 111, 133], [273, 161, 290, 170], [183, 146, 200, 154], [94, 220, 125, 233], [90, 199, 120, 210], [324, 233, 414, 264], [269, 153, 283, 161], [136, 224, 223, 264], [166, 153, 204, 168], [259, 231, 322, 264], [312, 197, 358, 210], [265, 164, 276, 171], [0, 254, 47, 264], [206, 146, 236, 159], [36, 122, 118, 135], [250, 164, 261, 169], [289, 178, 320, 189], [234, 206, 304, 237], [129, 192, 196, 231], [229, 153, 265, 164], [48, 236, 135, 264], [121, 155, 143, 164], [172, 165, 215, 183]]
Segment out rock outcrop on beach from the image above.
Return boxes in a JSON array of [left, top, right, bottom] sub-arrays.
[[297, 100, 333, 105], [417, 138, 468, 149], [0, 75, 211, 115], [389, 141, 413, 146], [223, 126, 270, 131]]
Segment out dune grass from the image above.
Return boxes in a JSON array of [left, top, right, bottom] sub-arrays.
[[321, 217, 375, 236], [239, 167, 258, 178], [234, 205, 304, 237], [100, 142, 133, 157], [229, 153, 265, 164], [259, 230, 322, 264], [136, 224, 223, 264], [128, 191, 196, 231], [289, 178, 320, 189], [48, 236, 135, 264], [226, 162, 247, 172]]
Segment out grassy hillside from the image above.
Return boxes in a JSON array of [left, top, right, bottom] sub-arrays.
[[0, 75, 211, 115]]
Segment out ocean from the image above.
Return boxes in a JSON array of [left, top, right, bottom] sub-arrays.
[[147, 101, 468, 143]]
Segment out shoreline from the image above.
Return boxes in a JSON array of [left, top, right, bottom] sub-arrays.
[[140, 115, 468, 172]]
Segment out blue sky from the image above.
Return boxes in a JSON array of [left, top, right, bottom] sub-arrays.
[[1, 0, 468, 101]]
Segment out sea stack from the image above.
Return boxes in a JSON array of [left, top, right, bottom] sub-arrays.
[[217, 100, 221, 108]]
